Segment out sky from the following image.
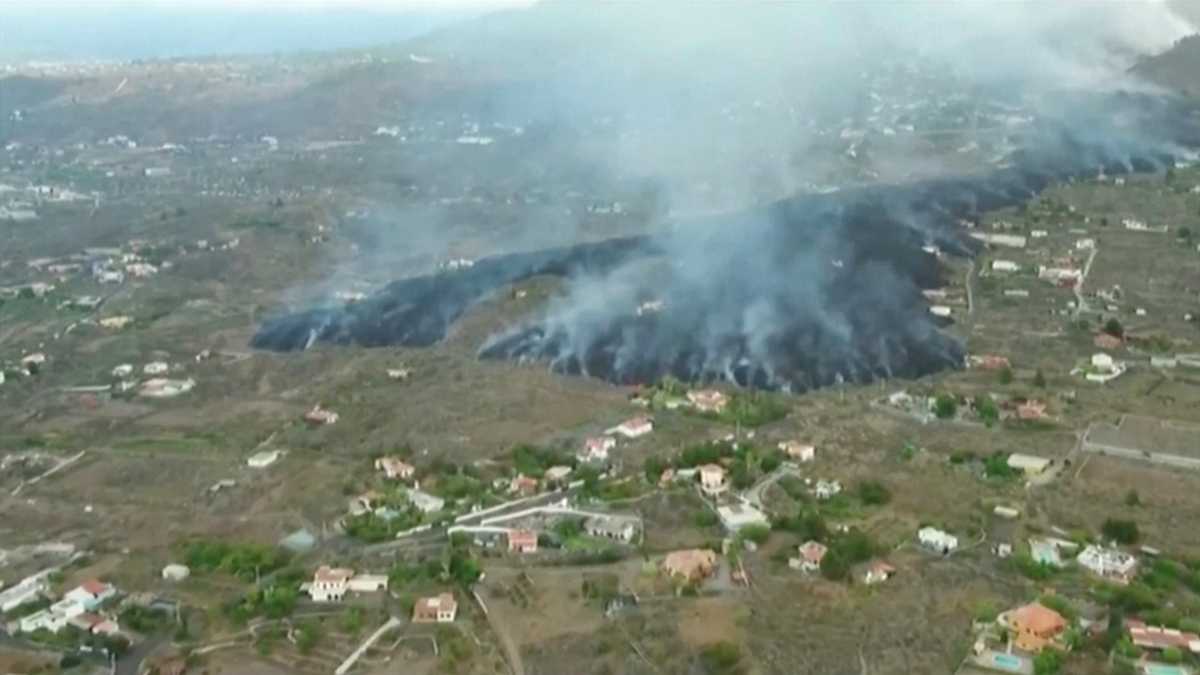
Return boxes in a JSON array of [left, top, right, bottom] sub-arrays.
[[0, 0, 535, 60]]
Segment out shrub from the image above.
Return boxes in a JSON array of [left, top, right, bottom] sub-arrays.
[[1033, 649, 1061, 675], [739, 524, 770, 546], [699, 641, 743, 674], [934, 394, 958, 419], [1102, 518, 1140, 545], [857, 480, 892, 506]]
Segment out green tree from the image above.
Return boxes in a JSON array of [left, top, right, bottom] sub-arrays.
[[819, 549, 851, 581], [856, 480, 892, 506], [999, 367, 1014, 385], [698, 641, 743, 674], [1104, 318, 1124, 338], [739, 524, 770, 546], [1033, 369, 1047, 388], [934, 394, 958, 419], [1033, 649, 1062, 675], [1102, 518, 1140, 545], [1179, 226, 1193, 241], [295, 620, 322, 654], [643, 456, 668, 484], [1162, 646, 1183, 664], [975, 396, 999, 426], [1124, 490, 1141, 507]]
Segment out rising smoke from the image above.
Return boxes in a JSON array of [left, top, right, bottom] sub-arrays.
[[253, 1, 1200, 392]]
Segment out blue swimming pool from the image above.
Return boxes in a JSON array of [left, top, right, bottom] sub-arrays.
[[992, 653, 1022, 671], [1144, 665, 1187, 675]]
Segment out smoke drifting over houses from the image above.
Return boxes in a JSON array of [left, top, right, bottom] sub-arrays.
[[252, 2, 1200, 392]]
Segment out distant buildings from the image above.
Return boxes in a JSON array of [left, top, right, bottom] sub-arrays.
[[778, 441, 815, 462], [306, 566, 388, 602], [578, 436, 616, 463], [246, 450, 281, 469], [991, 260, 1021, 273], [303, 405, 339, 426], [687, 389, 729, 413]]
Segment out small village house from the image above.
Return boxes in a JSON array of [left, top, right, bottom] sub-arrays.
[[412, 593, 457, 623], [308, 566, 354, 602], [508, 529, 539, 554], [544, 465, 572, 484], [405, 488, 445, 514], [1005, 602, 1068, 652], [1017, 400, 1047, 420], [789, 541, 828, 573], [662, 549, 718, 583], [699, 463, 728, 496], [303, 404, 339, 426], [1007, 453, 1053, 477], [579, 436, 616, 463], [375, 457, 415, 480], [815, 479, 842, 500], [1077, 545, 1137, 583], [1126, 619, 1200, 655], [509, 474, 539, 496], [1094, 333, 1123, 350], [609, 416, 653, 439], [992, 260, 1020, 273], [918, 527, 959, 554], [778, 440, 815, 462], [65, 579, 115, 609], [863, 561, 896, 585], [346, 574, 388, 593], [246, 450, 281, 469], [585, 515, 639, 543], [717, 502, 769, 531], [687, 389, 729, 413], [143, 361, 168, 375]]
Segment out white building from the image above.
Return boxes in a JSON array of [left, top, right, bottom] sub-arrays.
[[1076, 238, 1096, 250], [308, 566, 353, 602], [111, 364, 134, 378], [918, 527, 959, 554], [406, 488, 445, 514], [699, 464, 728, 496], [143, 361, 169, 375], [0, 573, 49, 612], [929, 305, 952, 318], [413, 593, 458, 623], [1077, 545, 1138, 583], [1092, 353, 1114, 371], [716, 502, 769, 532], [347, 574, 389, 593], [578, 436, 616, 463], [18, 609, 68, 634], [815, 480, 842, 500], [1006, 454, 1053, 476], [246, 450, 281, 468], [608, 416, 653, 439], [992, 260, 1021, 273], [375, 457, 415, 480], [162, 564, 190, 582], [778, 441, 815, 462], [970, 233, 1027, 249], [64, 580, 115, 610]]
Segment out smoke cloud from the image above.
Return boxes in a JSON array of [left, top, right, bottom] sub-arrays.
[[253, 1, 1200, 392]]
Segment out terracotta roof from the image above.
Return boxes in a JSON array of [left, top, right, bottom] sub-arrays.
[[314, 566, 354, 583], [79, 579, 109, 596], [508, 529, 538, 546], [798, 541, 828, 564], [1011, 603, 1067, 635]]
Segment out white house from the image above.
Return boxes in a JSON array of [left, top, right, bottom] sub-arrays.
[[308, 566, 354, 602], [0, 574, 48, 612], [1077, 545, 1138, 583], [929, 305, 953, 318], [778, 441, 815, 462], [992, 260, 1020, 273], [246, 450, 281, 468], [347, 574, 389, 593], [111, 364, 134, 378], [375, 457, 415, 480], [1007, 453, 1052, 476], [716, 502, 769, 531], [413, 593, 457, 623], [918, 527, 959, 554], [1092, 353, 1114, 372], [585, 515, 639, 543], [1076, 238, 1096, 250], [578, 436, 616, 463], [162, 564, 190, 582], [815, 480, 842, 500], [608, 416, 653, 439], [699, 464, 728, 496], [789, 541, 828, 573], [64, 580, 115, 610], [406, 488, 445, 514], [143, 361, 169, 375], [18, 609, 68, 634]]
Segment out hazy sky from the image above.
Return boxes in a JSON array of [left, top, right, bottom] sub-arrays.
[[0, 0, 534, 60]]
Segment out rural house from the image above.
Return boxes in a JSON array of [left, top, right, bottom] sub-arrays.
[[863, 561, 896, 585], [578, 436, 616, 463], [609, 416, 653, 439], [375, 457, 415, 480], [1077, 545, 1137, 583], [1004, 602, 1067, 652], [508, 529, 539, 554], [918, 527, 959, 554], [413, 593, 457, 623], [699, 464, 728, 496], [789, 541, 828, 573], [662, 549, 718, 583], [308, 566, 354, 602], [687, 389, 729, 413], [778, 440, 815, 462]]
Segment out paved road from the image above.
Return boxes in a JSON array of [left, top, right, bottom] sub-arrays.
[[115, 634, 167, 675], [335, 616, 402, 675]]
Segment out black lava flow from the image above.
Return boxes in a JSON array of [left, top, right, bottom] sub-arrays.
[[251, 94, 1200, 393]]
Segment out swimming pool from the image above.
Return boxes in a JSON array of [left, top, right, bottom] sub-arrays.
[[992, 653, 1022, 671], [1144, 665, 1187, 675]]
